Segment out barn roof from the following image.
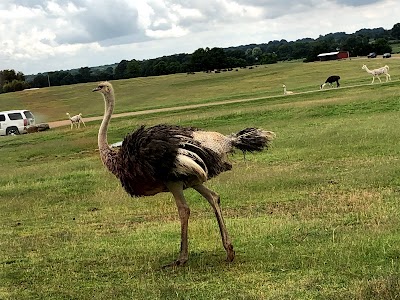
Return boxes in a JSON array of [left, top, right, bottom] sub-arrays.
[[317, 51, 340, 57]]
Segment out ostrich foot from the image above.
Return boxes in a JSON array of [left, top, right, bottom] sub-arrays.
[[162, 259, 187, 269], [226, 244, 235, 262]]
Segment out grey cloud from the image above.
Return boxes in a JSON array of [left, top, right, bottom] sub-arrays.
[[149, 22, 173, 32], [335, 0, 380, 5], [160, 0, 242, 28], [14, 0, 83, 7], [13, 0, 44, 6], [9, 0, 149, 46], [54, 1, 149, 46], [223, 0, 382, 7]]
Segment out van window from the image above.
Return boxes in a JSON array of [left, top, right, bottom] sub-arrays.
[[0, 114, 5, 122], [23, 111, 34, 118], [8, 113, 23, 120]]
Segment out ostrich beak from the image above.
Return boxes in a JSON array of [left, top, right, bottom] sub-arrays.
[[92, 87, 101, 92]]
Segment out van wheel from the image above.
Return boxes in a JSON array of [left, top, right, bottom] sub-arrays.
[[6, 127, 20, 135]]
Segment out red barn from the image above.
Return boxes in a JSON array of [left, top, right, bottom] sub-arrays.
[[317, 51, 349, 61]]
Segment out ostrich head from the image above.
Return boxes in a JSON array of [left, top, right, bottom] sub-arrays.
[[92, 81, 114, 98], [362, 64, 367, 70], [92, 81, 115, 119]]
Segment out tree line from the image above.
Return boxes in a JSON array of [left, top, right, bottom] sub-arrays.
[[1, 23, 399, 93]]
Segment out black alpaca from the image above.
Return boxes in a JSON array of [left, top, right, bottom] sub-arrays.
[[320, 75, 340, 89], [92, 81, 275, 267]]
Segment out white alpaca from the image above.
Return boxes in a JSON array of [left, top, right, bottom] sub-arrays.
[[362, 64, 391, 84], [66, 112, 86, 129], [283, 84, 293, 95]]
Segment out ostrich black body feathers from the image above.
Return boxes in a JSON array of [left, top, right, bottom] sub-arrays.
[[116, 124, 230, 197]]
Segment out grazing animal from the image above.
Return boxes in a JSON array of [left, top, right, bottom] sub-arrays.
[[66, 112, 86, 129], [362, 64, 391, 84], [25, 126, 39, 133], [283, 84, 293, 95], [320, 75, 340, 89], [92, 81, 275, 267]]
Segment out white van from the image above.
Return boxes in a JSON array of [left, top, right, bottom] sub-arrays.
[[0, 110, 36, 136]]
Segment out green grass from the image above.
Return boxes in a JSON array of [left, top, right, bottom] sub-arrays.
[[1, 58, 400, 299], [390, 43, 400, 53]]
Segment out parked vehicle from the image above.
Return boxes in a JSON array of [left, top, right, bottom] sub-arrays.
[[383, 53, 392, 58], [0, 110, 36, 136], [367, 52, 377, 58]]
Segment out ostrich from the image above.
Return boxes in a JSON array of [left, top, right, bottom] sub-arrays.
[[362, 64, 391, 84], [92, 81, 275, 267], [282, 84, 293, 95], [66, 112, 86, 129], [320, 75, 340, 89]]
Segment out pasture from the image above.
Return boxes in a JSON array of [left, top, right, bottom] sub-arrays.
[[1, 56, 400, 299]]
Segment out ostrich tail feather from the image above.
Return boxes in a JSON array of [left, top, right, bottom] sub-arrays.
[[230, 128, 275, 152]]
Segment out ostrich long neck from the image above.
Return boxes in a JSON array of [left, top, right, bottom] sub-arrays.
[[98, 90, 116, 165]]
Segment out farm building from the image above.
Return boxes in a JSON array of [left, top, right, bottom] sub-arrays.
[[317, 51, 349, 61]]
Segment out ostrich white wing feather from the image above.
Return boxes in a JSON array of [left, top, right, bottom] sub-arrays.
[[110, 141, 123, 148], [174, 154, 207, 182]]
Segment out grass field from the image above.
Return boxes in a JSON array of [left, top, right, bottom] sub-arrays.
[[390, 43, 400, 54], [1, 57, 400, 299]]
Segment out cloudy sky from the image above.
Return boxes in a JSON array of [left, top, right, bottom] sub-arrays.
[[0, 0, 398, 74]]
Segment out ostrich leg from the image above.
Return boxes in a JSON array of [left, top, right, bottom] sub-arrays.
[[165, 182, 190, 267], [193, 184, 235, 262]]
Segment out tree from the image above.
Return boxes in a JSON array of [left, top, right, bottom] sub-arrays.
[[31, 74, 48, 88], [60, 73, 76, 85], [191, 48, 208, 71], [260, 52, 278, 64], [0, 69, 27, 92], [114, 60, 129, 79], [207, 47, 227, 70], [47, 71, 70, 86], [166, 61, 181, 74], [252, 47, 262, 61], [2, 79, 29, 92], [0, 69, 23, 87], [126, 59, 141, 78], [342, 35, 371, 56], [77, 67, 92, 82], [372, 38, 392, 54], [153, 60, 168, 75], [391, 23, 400, 39], [245, 48, 252, 57]]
